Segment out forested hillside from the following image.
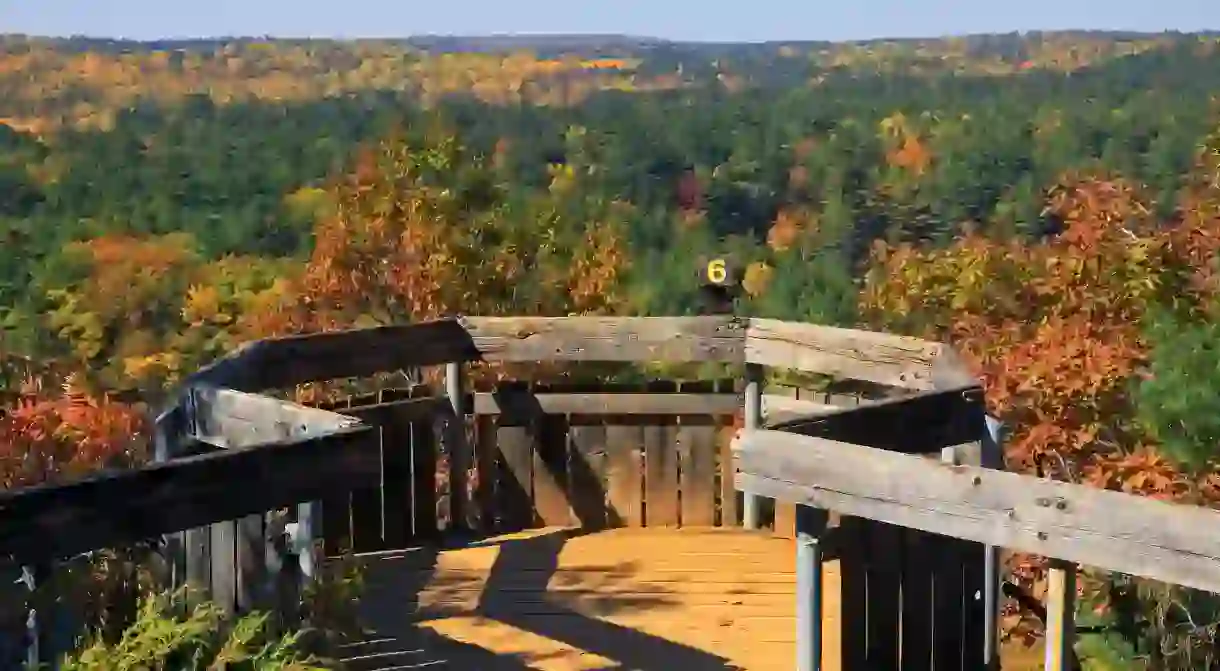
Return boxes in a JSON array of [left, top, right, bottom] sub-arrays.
[[5, 30, 1220, 668]]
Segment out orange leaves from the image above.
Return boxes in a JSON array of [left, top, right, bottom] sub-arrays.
[[766, 208, 808, 252], [887, 135, 932, 176], [0, 387, 146, 490], [862, 174, 1160, 475], [741, 262, 774, 298], [277, 126, 630, 342], [568, 222, 629, 314]]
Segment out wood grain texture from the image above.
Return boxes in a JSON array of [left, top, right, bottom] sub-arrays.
[[0, 426, 376, 563], [605, 421, 644, 527], [768, 384, 985, 455], [644, 416, 680, 526], [567, 421, 610, 529], [190, 385, 358, 449], [460, 316, 746, 364], [734, 430, 1220, 594], [677, 417, 717, 527], [230, 320, 478, 391], [745, 318, 947, 390], [349, 527, 842, 671], [471, 391, 742, 416]]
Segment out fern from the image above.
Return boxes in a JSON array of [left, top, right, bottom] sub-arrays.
[[58, 589, 331, 671]]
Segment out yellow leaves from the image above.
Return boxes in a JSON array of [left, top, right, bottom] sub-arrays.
[[283, 186, 333, 220], [121, 352, 182, 385], [742, 262, 774, 298], [547, 163, 577, 194], [182, 285, 228, 326]]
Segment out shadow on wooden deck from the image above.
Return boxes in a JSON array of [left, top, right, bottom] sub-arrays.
[[344, 528, 747, 670]]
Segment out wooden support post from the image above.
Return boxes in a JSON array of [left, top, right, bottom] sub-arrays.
[[445, 361, 469, 532], [796, 506, 829, 671], [154, 408, 187, 604], [1044, 559, 1077, 671], [742, 362, 763, 529]]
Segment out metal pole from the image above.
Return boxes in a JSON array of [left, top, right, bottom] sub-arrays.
[[445, 361, 467, 532], [983, 415, 1005, 670], [796, 506, 828, 671], [742, 362, 764, 529], [22, 563, 48, 670]]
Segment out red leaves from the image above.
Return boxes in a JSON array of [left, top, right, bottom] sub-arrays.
[[0, 385, 146, 490]]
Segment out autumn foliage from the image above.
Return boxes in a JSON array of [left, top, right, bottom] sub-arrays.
[[861, 127, 1220, 656], [0, 370, 146, 489]]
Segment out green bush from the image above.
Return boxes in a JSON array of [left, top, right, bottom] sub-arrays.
[[58, 589, 331, 671]]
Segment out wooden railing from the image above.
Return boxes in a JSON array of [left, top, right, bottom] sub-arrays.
[[0, 316, 980, 668], [735, 424, 1220, 671]]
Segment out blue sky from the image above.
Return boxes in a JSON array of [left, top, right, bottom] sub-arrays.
[[3, 0, 1217, 43]]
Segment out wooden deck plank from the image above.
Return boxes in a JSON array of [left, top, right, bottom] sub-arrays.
[[349, 527, 842, 670]]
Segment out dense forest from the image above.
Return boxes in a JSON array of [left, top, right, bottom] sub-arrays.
[[5, 30, 1220, 668]]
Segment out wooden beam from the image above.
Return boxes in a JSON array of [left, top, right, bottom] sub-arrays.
[[342, 396, 450, 425], [767, 384, 985, 453], [470, 390, 744, 416], [0, 426, 377, 564], [333, 390, 826, 421], [759, 395, 839, 425], [733, 430, 1220, 594], [236, 320, 478, 391], [460, 316, 745, 364], [190, 386, 359, 448], [745, 318, 945, 390]]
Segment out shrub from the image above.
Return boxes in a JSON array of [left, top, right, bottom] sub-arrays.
[[58, 588, 331, 671]]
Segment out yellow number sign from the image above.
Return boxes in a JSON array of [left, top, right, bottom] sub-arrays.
[[705, 258, 728, 285]]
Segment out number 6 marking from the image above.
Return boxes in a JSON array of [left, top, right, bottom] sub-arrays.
[[706, 259, 728, 284]]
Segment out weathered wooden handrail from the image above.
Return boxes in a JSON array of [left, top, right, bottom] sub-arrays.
[[734, 428, 1220, 671], [6, 315, 982, 669]]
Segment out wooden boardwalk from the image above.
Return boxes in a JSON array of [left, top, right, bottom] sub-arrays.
[[342, 527, 841, 670]]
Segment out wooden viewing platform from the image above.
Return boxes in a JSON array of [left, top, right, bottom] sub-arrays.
[[346, 527, 830, 670], [4, 315, 1220, 670]]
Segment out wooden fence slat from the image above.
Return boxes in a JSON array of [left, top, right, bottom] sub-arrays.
[[235, 514, 267, 612], [473, 414, 499, 532], [930, 536, 966, 671], [839, 516, 868, 670], [381, 406, 413, 548], [866, 521, 903, 670], [961, 541, 987, 671], [718, 422, 739, 527], [321, 396, 355, 556], [605, 419, 644, 527], [185, 526, 211, 607], [899, 528, 934, 671], [210, 521, 237, 615], [410, 418, 438, 539], [567, 421, 610, 528], [533, 414, 573, 526], [643, 411, 679, 527], [497, 413, 535, 532], [348, 427, 385, 552], [677, 416, 717, 526]]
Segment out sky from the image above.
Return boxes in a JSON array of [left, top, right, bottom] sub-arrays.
[[2, 0, 1218, 43]]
